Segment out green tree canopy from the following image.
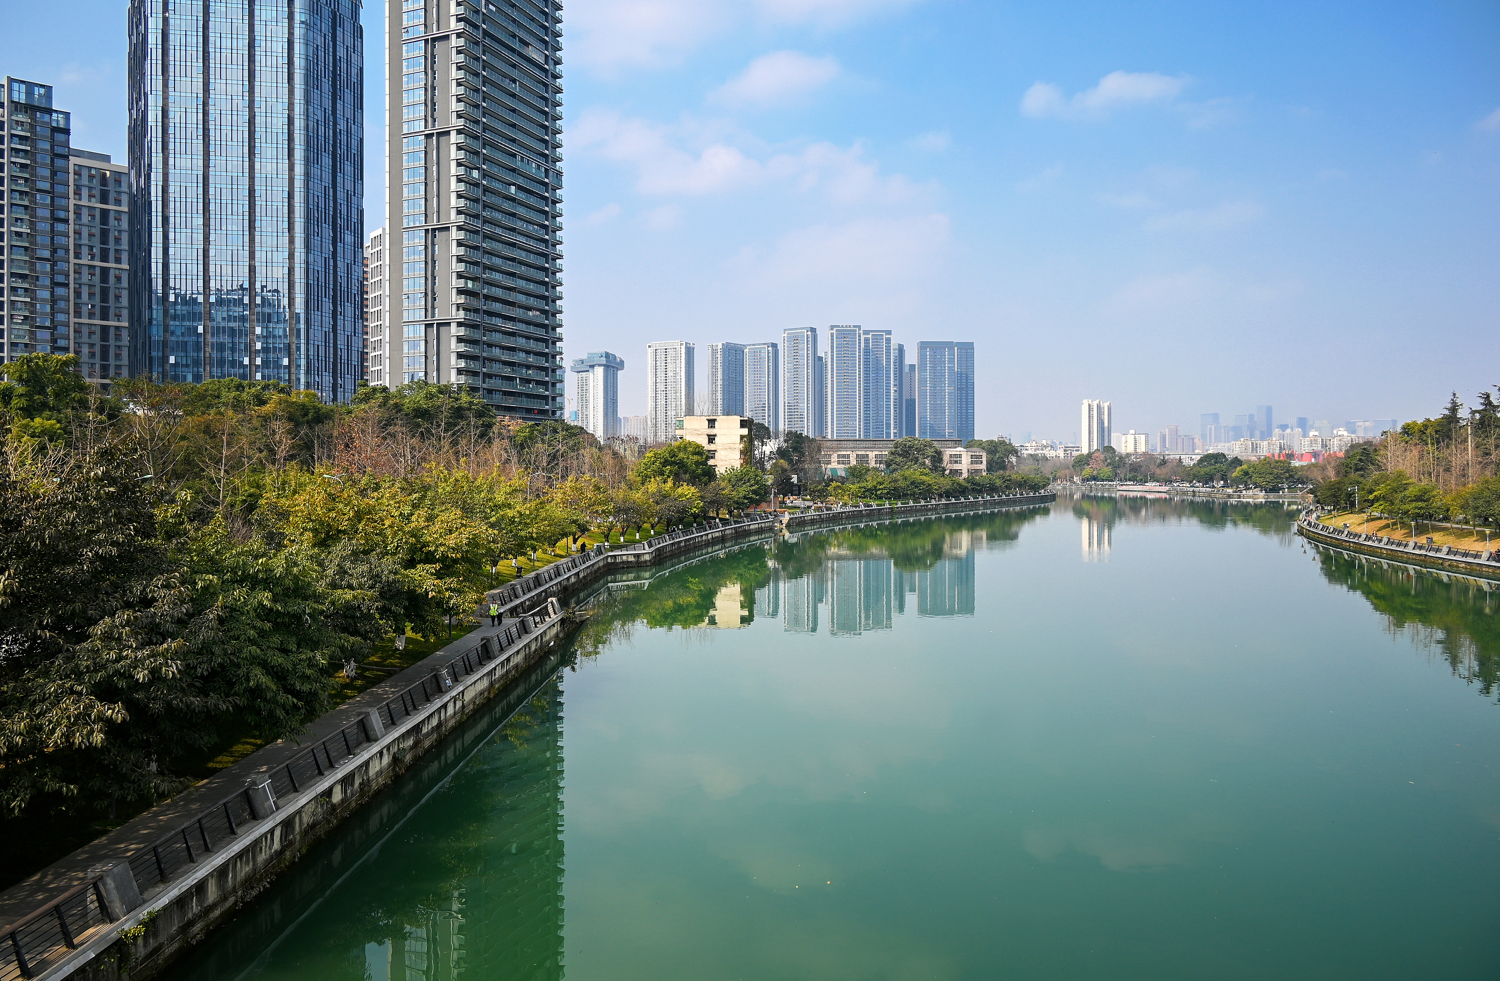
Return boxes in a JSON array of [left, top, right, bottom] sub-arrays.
[[886, 437, 942, 473], [965, 438, 1019, 473], [0, 354, 95, 442], [351, 380, 495, 432], [634, 440, 715, 487], [719, 465, 770, 510]]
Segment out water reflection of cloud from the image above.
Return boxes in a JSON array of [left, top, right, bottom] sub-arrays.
[[569, 867, 959, 981]]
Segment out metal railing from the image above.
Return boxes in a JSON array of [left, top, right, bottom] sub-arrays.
[[1299, 511, 1499, 566], [1, 603, 561, 981], [1, 875, 119, 981]]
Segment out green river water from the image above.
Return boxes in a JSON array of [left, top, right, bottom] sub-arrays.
[[160, 498, 1500, 981]]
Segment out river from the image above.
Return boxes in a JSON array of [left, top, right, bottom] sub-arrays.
[[159, 499, 1500, 981]]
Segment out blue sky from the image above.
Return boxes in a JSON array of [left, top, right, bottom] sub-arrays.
[[6, 0, 1497, 440]]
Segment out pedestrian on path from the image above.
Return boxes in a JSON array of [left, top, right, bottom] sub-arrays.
[[488, 602, 500, 626]]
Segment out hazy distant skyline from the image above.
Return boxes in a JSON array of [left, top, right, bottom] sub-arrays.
[[7, 0, 1496, 437]]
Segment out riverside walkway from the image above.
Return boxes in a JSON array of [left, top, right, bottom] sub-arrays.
[[0, 493, 1054, 981]]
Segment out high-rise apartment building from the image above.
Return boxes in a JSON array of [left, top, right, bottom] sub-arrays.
[[570, 351, 622, 440], [782, 327, 819, 437], [901, 362, 917, 438], [917, 341, 975, 441], [814, 354, 826, 437], [129, 0, 364, 401], [1081, 399, 1112, 453], [860, 329, 898, 439], [744, 341, 779, 433], [2, 79, 77, 367], [825, 325, 863, 439], [69, 150, 132, 384], [364, 228, 387, 386], [707, 342, 745, 415], [646, 340, 693, 443], [377, 0, 564, 417], [1200, 412, 1220, 444]]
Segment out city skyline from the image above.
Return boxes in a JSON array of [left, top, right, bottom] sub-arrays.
[[2, 3, 1495, 432]]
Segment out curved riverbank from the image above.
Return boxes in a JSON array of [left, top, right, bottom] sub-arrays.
[[0, 492, 1053, 981], [1296, 511, 1500, 582]]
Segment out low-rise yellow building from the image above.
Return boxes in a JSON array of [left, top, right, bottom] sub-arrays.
[[676, 415, 752, 472]]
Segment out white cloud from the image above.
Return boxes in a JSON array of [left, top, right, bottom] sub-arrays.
[[567, 0, 732, 72], [1021, 71, 1187, 119], [567, 0, 924, 72], [586, 203, 623, 224], [752, 0, 923, 26], [906, 129, 951, 152], [573, 108, 932, 204], [1475, 107, 1500, 132], [1144, 199, 1264, 232], [709, 51, 841, 109]]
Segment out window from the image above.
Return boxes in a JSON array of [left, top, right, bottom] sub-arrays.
[[706, 435, 716, 444], [706, 418, 716, 428]]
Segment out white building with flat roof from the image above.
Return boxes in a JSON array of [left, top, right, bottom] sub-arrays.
[[646, 341, 694, 443]]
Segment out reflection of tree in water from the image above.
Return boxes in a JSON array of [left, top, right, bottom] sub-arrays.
[[571, 545, 779, 656], [782, 509, 1044, 574], [571, 510, 1049, 650], [1315, 547, 1500, 702], [162, 681, 567, 981], [1071, 496, 1300, 541]]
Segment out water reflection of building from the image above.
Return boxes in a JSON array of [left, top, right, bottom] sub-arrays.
[[774, 541, 976, 634], [783, 569, 822, 633], [705, 583, 750, 628], [918, 553, 975, 617], [364, 689, 566, 981], [1082, 517, 1111, 561]]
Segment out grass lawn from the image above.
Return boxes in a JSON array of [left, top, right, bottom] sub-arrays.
[[1317, 511, 1497, 550]]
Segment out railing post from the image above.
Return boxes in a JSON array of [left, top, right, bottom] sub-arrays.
[[55, 905, 76, 948], [11, 930, 34, 979]]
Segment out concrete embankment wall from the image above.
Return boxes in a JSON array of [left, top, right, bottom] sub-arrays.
[[783, 492, 1055, 535], [1296, 515, 1500, 582], [6, 495, 1051, 981]]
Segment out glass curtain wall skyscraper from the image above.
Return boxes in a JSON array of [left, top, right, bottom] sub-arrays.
[[382, 0, 564, 418], [916, 341, 974, 441], [129, 0, 364, 401]]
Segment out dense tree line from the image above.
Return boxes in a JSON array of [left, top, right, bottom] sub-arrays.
[[1310, 385, 1500, 528]]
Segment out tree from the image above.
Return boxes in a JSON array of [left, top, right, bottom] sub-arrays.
[[886, 437, 942, 473], [774, 430, 823, 487], [634, 440, 715, 487], [352, 380, 495, 433], [639, 478, 702, 530], [1231, 457, 1302, 490], [0, 354, 94, 443], [1455, 476, 1500, 529], [719, 465, 770, 511], [965, 438, 1019, 473]]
